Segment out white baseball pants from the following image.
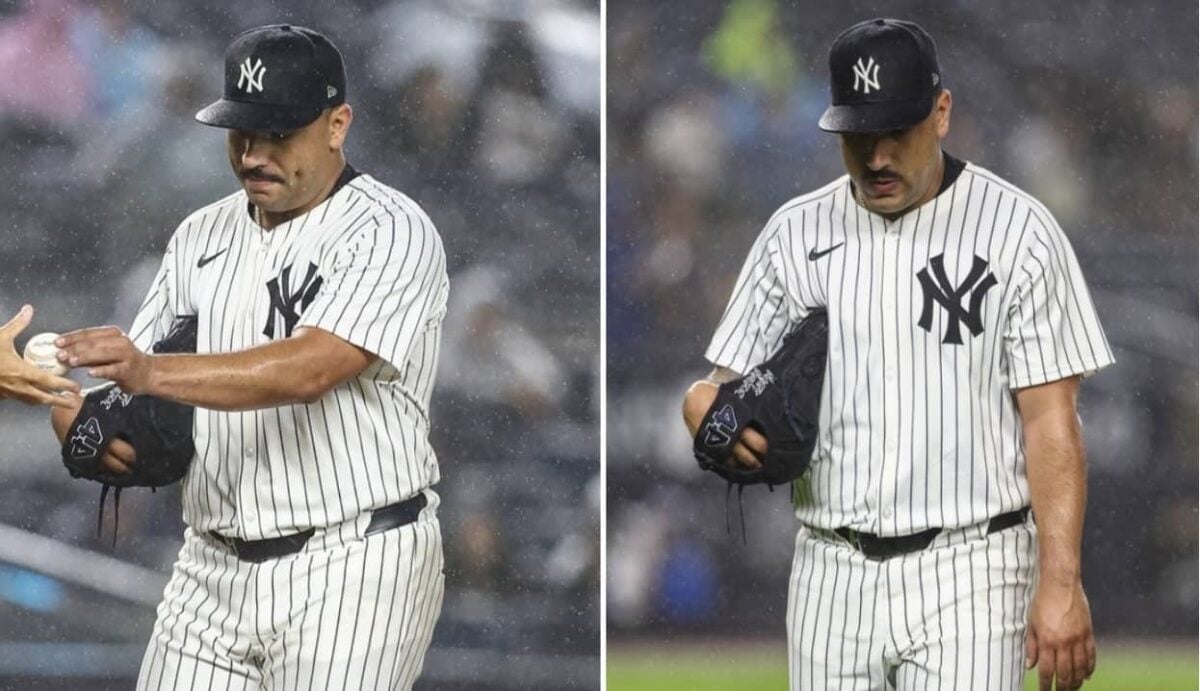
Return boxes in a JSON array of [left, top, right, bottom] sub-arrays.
[[787, 517, 1037, 690], [136, 509, 443, 690]]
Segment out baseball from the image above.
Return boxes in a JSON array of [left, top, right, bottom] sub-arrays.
[[23, 332, 68, 376]]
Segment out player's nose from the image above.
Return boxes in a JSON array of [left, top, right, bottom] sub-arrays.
[[232, 132, 272, 169], [864, 135, 896, 171]]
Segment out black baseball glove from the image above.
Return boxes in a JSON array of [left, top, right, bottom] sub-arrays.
[[693, 309, 828, 486], [62, 315, 198, 489]]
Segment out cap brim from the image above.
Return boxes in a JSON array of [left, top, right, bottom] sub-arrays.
[[818, 97, 934, 133], [195, 98, 321, 133]]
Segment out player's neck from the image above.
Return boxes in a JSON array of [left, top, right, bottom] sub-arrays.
[[256, 157, 347, 230], [905, 152, 946, 215]]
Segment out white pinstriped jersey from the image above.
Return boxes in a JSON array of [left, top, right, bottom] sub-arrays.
[[707, 156, 1113, 537], [128, 169, 449, 540]]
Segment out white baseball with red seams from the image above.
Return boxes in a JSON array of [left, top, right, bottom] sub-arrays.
[[23, 332, 67, 376]]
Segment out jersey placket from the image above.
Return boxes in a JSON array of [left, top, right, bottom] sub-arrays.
[[217, 216, 254, 535], [237, 220, 276, 536], [257, 220, 301, 536], [876, 216, 903, 534]]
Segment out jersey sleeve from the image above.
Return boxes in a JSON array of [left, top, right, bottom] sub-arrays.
[[297, 210, 448, 369], [1003, 214, 1114, 389], [128, 233, 181, 352], [704, 222, 804, 374]]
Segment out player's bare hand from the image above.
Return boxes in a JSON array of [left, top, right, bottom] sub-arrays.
[[49, 391, 136, 475], [0, 305, 80, 406], [682, 379, 766, 470], [1025, 579, 1095, 690], [56, 327, 156, 395], [734, 426, 767, 469], [102, 437, 138, 475]]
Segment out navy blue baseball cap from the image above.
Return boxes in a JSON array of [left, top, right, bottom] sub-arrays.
[[196, 24, 346, 133], [818, 18, 942, 133]]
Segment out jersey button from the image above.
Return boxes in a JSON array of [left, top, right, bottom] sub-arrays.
[[881, 506, 893, 519]]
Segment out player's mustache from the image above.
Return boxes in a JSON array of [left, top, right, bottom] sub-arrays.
[[865, 170, 901, 182], [241, 168, 284, 183]]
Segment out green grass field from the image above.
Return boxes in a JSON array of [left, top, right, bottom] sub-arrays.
[[607, 640, 1198, 690]]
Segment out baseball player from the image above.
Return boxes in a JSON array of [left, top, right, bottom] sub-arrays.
[[0, 305, 79, 406], [683, 19, 1113, 691], [49, 25, 447, 689]]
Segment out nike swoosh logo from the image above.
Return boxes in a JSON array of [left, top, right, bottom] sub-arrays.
[[807, 242, 844, 261], [197, 249, 228, 268]]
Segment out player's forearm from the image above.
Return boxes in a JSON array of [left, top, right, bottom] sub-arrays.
[[1019, 381, 1087, 585], [705, 366, 741, 384], [144, 339, 343, 411]]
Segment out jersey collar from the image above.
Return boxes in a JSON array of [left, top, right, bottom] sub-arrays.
[[938, 151, 965, 194]]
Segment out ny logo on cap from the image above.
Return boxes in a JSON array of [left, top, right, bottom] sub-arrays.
[[852, 56, 881, 94], [238, 57, 266, 94]]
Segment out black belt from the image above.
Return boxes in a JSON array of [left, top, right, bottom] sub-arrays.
[[209, 492, 429, 563], [833, 507, 1030, 562]]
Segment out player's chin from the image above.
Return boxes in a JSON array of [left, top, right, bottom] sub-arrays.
[[860, 190, 911, 215], [243, 183, 285, 206]]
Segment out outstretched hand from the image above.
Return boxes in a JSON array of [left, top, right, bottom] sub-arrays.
[[0, 305, 80, 407]]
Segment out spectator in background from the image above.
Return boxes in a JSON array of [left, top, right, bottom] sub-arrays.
[[439, 264, 566, 418], [464, 24, 569, 188], [386, 64, 468, 176], [69, 0, 165, 120], [84, 44, 230, 266], [0, 0, 89, 128]]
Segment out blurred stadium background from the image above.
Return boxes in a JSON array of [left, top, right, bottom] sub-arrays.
[[0, 0, 598, 689], [606, 0, 1197, 688]]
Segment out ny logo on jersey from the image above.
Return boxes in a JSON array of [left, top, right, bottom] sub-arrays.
[[916, 254, 998, 345], [237, 57, 266, 94], [852, 56, 881, 94], [263, 262, 324, 339], [70, 417, 103, 461], [703, 404, 739, 447]]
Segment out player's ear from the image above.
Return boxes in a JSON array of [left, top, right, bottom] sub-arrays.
[[328, 104, 353, 150], [935, 89, 952, 139]]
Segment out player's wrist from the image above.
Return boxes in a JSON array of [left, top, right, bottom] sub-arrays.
[[140, 353, 165, 397], [1037, 563, 1082, 588]]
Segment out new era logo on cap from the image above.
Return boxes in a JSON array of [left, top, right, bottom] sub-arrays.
[[818, 18, 942, 133], [196, 24, 347, 134]]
